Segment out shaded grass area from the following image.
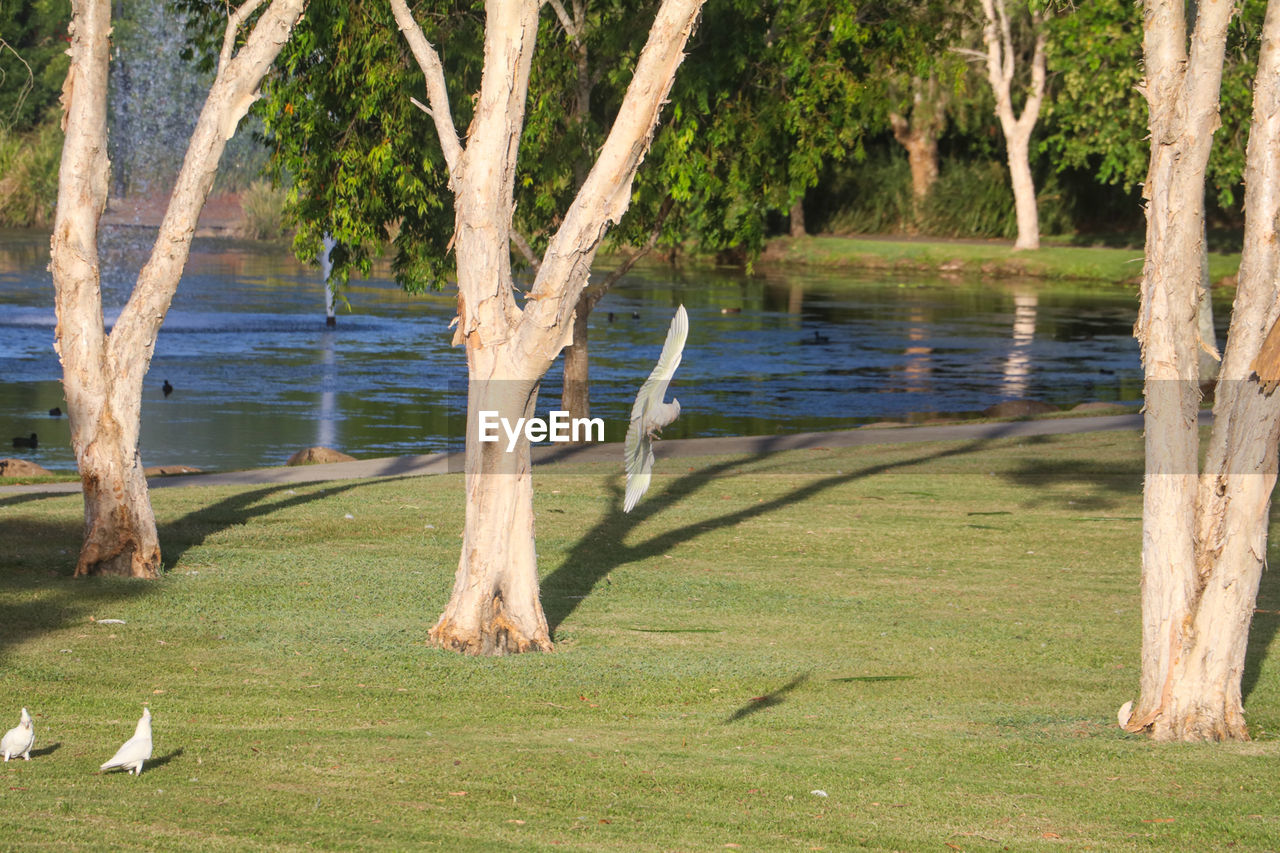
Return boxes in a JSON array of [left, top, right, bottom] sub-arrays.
[[763, 235, 1242, 286], [1, 430, 1279, 850]]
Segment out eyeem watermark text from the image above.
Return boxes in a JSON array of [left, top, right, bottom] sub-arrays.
[[478, 410, 605, 452]]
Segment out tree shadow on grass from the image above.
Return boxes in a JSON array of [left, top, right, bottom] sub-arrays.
[[0, 478, 407, 657], [1243, 538, 1280, 704], [541, 426, 1033, 634], [156, 479, 393, 569], [0, 493, 155, 658], [996, 433, 1143, 512]]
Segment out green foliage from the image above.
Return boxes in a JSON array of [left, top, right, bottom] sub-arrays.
[[1043, 0, 1263, 210], [190, 1, 881, 285], [0, 0, 69, 132], [812, 152, 914, 235], [0, 113, 62, 227], [626, 0, 875, 258], [919, 160, 1021, 239], [813, 151, 1079, 242], [248, 0, 468, 289]]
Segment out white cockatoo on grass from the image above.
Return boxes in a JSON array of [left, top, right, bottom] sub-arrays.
[[2, 707, 34, 761], [624, 305, 688, 512], [100, 707, 152, 776]]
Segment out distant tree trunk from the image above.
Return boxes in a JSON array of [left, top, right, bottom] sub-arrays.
[[50, 0, 305, 577], [1004, 130, 1039, 249], [789, 197, 806, 237], [888, 74, 948, 207], [561, 284, 605, 424], [392, 0, 704, 653], [559, 197, 673, 422], [1122, 0, 1280, 742], [977, 0, 1047, 250]]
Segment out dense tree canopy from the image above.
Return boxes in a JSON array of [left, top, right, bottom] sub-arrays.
[[1045, 0, 1264, 209], [224, 0, 875, 286], [6, 0, 1266, 239]]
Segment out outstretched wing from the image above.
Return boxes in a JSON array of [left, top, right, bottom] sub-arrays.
[[623, 306, 688, 513], [628, 305, 688, 425]]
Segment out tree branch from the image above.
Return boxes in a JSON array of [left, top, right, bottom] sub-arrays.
[[220, 0, 268, 71], [388, 0, 464, 179], [1017, 17, 1048, 133], [108, 0, 307, 378], [545, 0, 579, 39], [595, 194, 674, 297], [511, 229, 541, 273], [517, 0, 704, 358], [951, 46, 988, 63]]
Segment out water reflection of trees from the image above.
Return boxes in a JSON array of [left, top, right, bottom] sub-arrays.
[[1000, 290, 1037, 399], [899, 307, 934, 394]]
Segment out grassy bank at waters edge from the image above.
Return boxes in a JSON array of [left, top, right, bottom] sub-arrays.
[[2, 430, 1279, 850], [762, 235, 1243, 285]]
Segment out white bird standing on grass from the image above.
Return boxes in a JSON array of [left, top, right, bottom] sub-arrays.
[[100, 707, 152, 776], [2, 707, 34, 761], [624, 305, 689, 513]]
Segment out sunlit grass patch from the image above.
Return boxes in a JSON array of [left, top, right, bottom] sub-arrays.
[[1, 429, 1278, 849]]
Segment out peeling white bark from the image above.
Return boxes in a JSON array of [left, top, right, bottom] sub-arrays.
[[50, 0, 305, 577], [977, 0, 1046, 250], [393, 0, 704, 653], [1129, 0, 1280, 742]]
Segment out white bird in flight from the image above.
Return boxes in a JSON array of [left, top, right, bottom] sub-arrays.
[[2, 707, 34, 761], [624, 305, 688, 513], [100, 707, 152, 776]]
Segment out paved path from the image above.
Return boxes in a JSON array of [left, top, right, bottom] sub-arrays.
[[1, 410, 1178, 497]]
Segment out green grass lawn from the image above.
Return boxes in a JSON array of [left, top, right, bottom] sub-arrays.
[[2, 430, 1279, 850], [762, 235, 1242, 286]]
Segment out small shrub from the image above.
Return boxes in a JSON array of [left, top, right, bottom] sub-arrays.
[[918, 160, 1017, 239], [238, 178, 290, 241], [812, 153, 913, 235], [0, 117, 63, 228], [812, 152, 1078, 241]]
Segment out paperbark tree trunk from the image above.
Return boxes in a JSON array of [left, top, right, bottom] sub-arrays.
[[50, 0, 305, 577], [977, 0, 1046, 251], [434, 370, 552, 653], [392, 0, 704, 653], [561, 285, 601, 424], [888, 74, 947, 212], [1123, 0, 1280, 742]]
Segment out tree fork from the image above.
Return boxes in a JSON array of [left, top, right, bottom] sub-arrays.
[[52, 0, 305, 580]]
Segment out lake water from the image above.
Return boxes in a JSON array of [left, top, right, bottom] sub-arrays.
[[1, 229, 1177, 472]]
